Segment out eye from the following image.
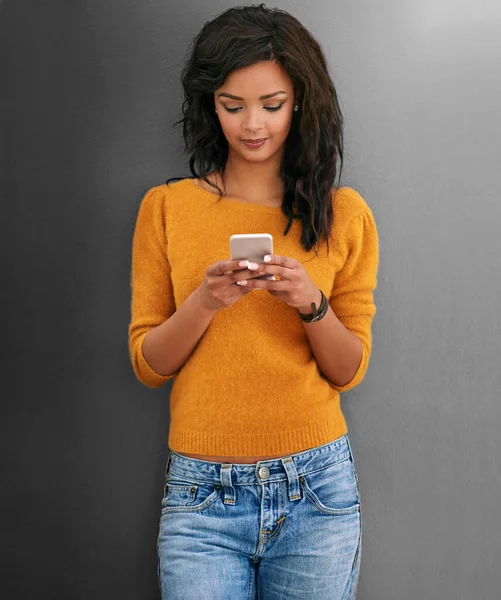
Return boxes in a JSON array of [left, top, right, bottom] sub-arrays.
[[223, 103, 285, 114], [265, 104, 284, 112]]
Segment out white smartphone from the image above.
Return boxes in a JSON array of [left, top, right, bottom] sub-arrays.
[[230, 233, 276, 280]]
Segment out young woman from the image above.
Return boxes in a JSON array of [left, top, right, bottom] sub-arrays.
[[128, 4, 379, 598]]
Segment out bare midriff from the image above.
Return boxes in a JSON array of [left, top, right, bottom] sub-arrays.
[[176, 451, 287, 464]]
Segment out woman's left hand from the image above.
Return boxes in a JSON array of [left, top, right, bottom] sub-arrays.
[[238, 254, 323, 313]]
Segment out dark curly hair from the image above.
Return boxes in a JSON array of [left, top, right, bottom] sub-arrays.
[[167, 3, 344, 256]]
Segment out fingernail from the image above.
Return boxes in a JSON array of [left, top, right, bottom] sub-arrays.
[[237, 280, 248, 286], [264, 255, 271, 262], [239, 260, 249, 267]]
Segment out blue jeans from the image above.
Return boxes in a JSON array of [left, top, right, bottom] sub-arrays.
[[157, 433, 362, 599]]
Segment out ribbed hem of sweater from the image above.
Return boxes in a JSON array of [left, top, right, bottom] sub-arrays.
[[168, 414, 348, 457]]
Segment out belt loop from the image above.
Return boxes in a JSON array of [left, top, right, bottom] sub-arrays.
[[281, 456, 301, 502], [219, 464, 236, 505]]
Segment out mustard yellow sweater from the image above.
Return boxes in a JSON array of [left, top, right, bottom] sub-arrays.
[[128, 178, 379, 456]]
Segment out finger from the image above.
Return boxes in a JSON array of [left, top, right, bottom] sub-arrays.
[[262, 254, 299, 270], [245, 261, 287, 280], [210, 259, 250, 276], [243, 278, 285, 290]]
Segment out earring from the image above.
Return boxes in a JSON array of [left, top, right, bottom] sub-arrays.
[[214, 109, 218, 113], [294, 105, 299, 111]]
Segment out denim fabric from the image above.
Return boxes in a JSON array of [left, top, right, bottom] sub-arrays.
[[157, 434, 362, 599]]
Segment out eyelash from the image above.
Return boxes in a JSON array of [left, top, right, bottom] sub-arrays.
[[223, 103, 285, 113]]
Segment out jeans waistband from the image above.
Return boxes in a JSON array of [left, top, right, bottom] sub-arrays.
[[166, 434, 353, 486]]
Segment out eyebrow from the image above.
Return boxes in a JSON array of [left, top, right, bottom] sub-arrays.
[[217, 91, 288, 101]]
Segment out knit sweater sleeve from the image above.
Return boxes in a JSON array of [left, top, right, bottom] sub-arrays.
[[128, 186, 180, 388], [328, 208, 380, 392]]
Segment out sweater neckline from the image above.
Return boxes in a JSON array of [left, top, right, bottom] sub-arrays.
[[183, 177, 285, 214]]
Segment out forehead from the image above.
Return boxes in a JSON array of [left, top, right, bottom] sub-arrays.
[[216, 61, 293, 97]]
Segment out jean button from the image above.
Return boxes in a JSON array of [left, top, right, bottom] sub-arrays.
[[259, 466, 270, 479]]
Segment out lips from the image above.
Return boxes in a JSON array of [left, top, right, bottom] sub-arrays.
[[242, 138, 268, 148]]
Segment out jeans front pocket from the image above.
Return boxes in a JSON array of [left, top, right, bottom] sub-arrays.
[[299, 455, 360, 516], [161, 476, 221, 515]]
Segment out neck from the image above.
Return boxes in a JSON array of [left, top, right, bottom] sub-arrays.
[[220, 151, 285, 200]]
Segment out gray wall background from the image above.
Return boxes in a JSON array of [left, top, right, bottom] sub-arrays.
[[3, 0, 500, 598]]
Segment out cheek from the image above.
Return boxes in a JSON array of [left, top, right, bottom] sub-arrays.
[[271, 109, 294, 133], [219, 116, 239, 139], [269, 115, 293, 144]]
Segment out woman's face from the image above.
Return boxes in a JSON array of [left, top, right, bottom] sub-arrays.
[[213, 61, 295, 163]]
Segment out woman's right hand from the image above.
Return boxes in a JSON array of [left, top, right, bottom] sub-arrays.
[[198, 259, 258, 311]]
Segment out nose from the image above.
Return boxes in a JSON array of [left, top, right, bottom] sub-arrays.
[[242, 106, 265, 134]]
